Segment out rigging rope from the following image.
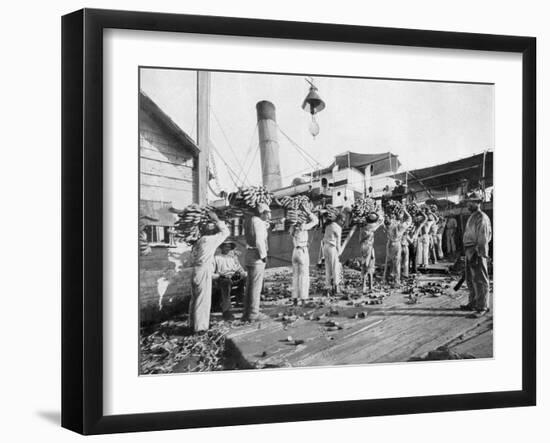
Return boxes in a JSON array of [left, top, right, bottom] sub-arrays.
[[210, 144, 242, 189], [209, 150, 223, 195], [276, 124, 323, 169], [242, 144, 260, 185], [211, 108, 249, 185]]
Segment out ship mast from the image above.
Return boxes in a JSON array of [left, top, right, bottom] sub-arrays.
[[196, 71, 211, 205]]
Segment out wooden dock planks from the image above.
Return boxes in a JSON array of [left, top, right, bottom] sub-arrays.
[[225, 274, 493, 369]]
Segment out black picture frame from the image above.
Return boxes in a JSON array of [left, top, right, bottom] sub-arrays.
[[61, 8, 536, 435]]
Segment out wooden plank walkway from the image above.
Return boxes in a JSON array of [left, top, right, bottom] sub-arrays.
[[225, 268, 493, 369]]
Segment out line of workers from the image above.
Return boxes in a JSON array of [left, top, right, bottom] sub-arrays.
[[188, 191, 491, 333]]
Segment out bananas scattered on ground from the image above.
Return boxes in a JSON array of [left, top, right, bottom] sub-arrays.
[[227, 186, 273, 209]]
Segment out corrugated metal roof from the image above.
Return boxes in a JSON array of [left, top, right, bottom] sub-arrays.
[[139, 91, 200, 156], [392, 152, 493, 194], [310, 151, 401, 176]]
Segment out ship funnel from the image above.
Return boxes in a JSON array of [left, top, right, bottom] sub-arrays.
[[256, 100, 282, 191]]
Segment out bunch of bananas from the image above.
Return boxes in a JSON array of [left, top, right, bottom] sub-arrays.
[[173, 204, 215, 245], [383, 199, 403, 218], [220, 206, 244, 219], [350, 197, 378, 226], [406, 202, 422, 217], [228, 186, 273, 209], [284, 209, 310, 230], [323, 204, 340, 222], [277, 195, 313, 211]]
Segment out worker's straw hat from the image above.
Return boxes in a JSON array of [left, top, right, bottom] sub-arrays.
[[220, 239, 237, 249], [257, 203, 271, 214], [465, 190, 483, 202], [366, 212, 379, 223]]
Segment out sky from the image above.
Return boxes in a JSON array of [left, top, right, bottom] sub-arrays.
[[140, 68, 494, 193]]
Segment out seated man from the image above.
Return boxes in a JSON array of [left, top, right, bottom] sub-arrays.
[[213, 239, 247, 320]]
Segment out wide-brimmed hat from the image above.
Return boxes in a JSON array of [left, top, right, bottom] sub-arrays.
[[220, 239, 237, 249], [464, 190, 483, 202], [366, 212, 379, 223], [257, 202, 271, 214]]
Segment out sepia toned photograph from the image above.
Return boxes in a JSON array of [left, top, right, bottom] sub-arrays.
[[138, 68, 494, 375]]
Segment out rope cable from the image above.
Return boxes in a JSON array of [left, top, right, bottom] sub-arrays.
[[276, 124, 323, 168], [210, 144, 242, 189], [211, 108, 248, 183]]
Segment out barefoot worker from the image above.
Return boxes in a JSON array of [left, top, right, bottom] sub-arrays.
[[189, 211, 230, 333], [416, 206, 436, 269], [428, 205, 441, 264], [242, 203, 271, 322], [213, 239, 247, 321], [384, 206, 412, 287], [323, 213, 345, 295], [359, 208, 384, 293], [289, 206, 318, 305], [445, 216, 458, 257], [460, 191, 492, 317]]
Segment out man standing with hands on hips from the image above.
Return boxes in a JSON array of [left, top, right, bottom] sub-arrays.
[[460, 191, 492, 318], [242, 203, 271, 322]]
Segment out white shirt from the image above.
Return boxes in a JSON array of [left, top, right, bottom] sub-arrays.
[[191, 221, 230, 267], [213, 252, 245, 275], [463, 210, 492, 258], [245, 216, 269, 260], [323, 222, 342, 252], [290, 213, 319, 248]]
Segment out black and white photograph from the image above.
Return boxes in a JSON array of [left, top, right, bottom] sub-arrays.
[[138, 68, 494, 374]]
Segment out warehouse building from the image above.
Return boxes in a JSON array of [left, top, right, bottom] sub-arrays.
[[139, 91, 199, 323]]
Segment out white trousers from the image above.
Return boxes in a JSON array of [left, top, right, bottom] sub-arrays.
[[189, 264, 213, 332], [292, 247, 310, 299], [323, 244, 341, 287], [416, 234, 430, 267]]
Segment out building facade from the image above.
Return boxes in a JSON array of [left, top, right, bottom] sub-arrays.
[[139, 92, 200, 323]]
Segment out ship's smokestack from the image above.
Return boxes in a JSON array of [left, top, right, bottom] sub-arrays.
[[256, 100, 282, 191]]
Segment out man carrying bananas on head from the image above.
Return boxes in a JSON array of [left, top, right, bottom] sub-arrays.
[[242, 203, 271, 322], [189, 211, 230, 333], [323, 212, 346, 296], [289, 204, 319, 305]]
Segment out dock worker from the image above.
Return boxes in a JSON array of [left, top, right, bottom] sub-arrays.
[[445, 216, 458, 257], [242, 203, 271, 322], [428, 205, 440, 264], [342, 196, 353, 228], [213, 239, 247, 321], [359, 208, 385, 293], [189, 211, 230, 333], [407, 212, 427, 274], [384, 206, 412, 287], [416, 206, 436, 269], [435, 216, 446, 259], [289, 205, 319, 305], [392, 180, 406, 203], [401, 224, 413, 279], [460, 191, 492, 317], [323, 213, 345, 295]]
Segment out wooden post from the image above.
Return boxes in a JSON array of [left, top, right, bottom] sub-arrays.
[[197, 71, 210, 205]]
